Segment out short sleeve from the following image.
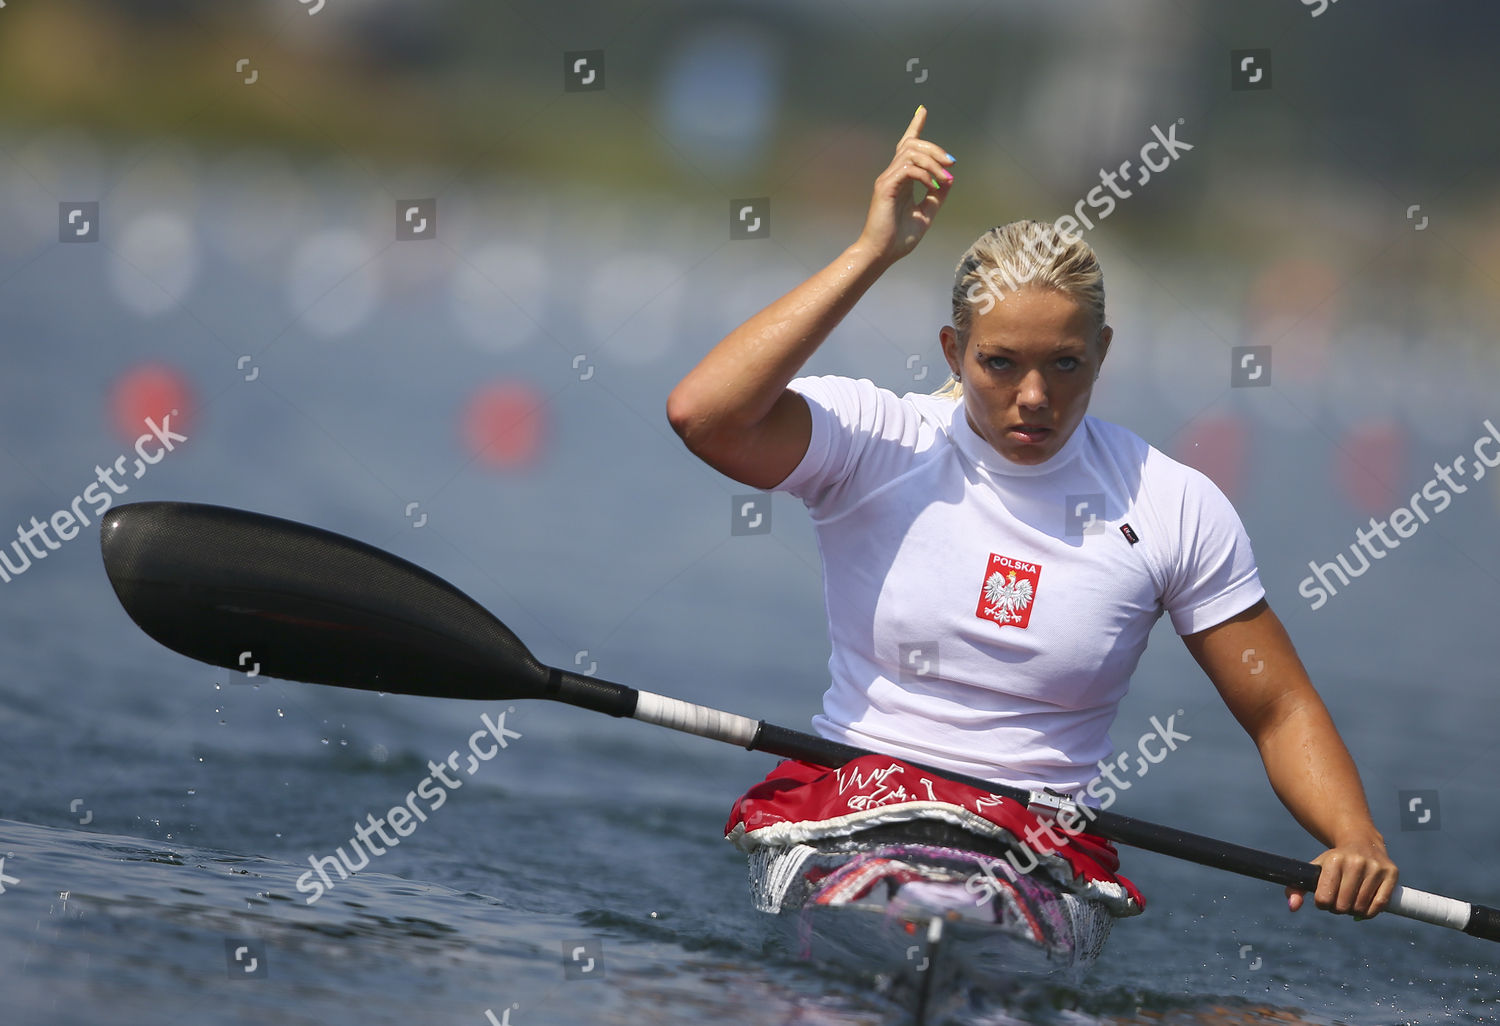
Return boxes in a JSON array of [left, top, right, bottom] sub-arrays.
[[1161, 468, 1265, 635], [774, 375, 892, 508]]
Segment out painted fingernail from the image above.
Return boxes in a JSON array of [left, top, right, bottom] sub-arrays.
[[945, 152, 956, 162], [942, 169, 954, 182], [931, 176, 941, 188]]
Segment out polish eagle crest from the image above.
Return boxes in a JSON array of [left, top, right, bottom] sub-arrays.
[[975, 555, 1041, 630]]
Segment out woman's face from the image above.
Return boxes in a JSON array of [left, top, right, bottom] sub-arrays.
[[939, 287, 1111, 466]]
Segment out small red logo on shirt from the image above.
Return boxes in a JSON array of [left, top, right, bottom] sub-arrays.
[[976, 553, 1041, 630]]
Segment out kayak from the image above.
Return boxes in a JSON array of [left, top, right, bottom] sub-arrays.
[[726, 754, 1146, 1023], [745, 817, 1117, 1021]]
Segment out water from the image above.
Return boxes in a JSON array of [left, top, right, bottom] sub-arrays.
[[1, 141, 1498, 1025]]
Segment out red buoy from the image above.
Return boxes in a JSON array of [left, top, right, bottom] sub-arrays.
[[461, 381, 547, 470], [109, 363, 193, 445]]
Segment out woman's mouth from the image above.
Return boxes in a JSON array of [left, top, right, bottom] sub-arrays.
[[1008, 424, 1052, 444]]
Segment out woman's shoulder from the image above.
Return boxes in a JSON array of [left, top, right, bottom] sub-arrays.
[[777, 375, 956, 507], [1083, 416, 1231, 502]]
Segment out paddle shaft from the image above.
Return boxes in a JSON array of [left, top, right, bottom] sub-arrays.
[[555, 666, 1500, 942]]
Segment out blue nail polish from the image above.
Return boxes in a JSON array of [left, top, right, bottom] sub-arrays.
[[945, 152, 956, 162]]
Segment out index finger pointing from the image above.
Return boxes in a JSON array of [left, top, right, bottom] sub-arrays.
[[901, 104, 927, 142]]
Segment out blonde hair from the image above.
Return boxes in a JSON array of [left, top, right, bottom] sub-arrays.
[[931, 220, 1107, 400]]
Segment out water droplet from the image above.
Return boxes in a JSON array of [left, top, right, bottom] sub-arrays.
[[339, 739, 348, 747], [186, 789, 196, 796], [320, 738, 330, 745], [276, 709, 285, 717]]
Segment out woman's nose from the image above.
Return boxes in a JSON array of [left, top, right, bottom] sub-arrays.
[[1017, 370, 1048, 409]]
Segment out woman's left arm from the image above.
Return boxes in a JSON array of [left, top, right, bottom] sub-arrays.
[[1181, 598, 1399, 917]]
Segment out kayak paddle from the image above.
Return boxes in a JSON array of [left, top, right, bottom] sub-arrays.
[[98, 500, 1499, 943]]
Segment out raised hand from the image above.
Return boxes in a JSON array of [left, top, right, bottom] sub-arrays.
[[856, 105, 956, 266]]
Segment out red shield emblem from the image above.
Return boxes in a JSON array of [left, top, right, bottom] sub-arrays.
[[975, 553, 1041, 630]]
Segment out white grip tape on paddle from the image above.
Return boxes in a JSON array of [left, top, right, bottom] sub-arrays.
[[633, 690, 759, 747], [1388, 886, 1471, 930]]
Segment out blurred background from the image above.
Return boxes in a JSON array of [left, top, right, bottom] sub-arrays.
[[1, 2, 1498, 1024]]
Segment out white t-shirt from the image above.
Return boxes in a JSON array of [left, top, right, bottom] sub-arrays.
[[776, 375, 1265, 795]]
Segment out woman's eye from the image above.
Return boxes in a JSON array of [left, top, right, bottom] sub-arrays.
[[1057, 356, 1080, 371], [985, 357, 1011, 371]]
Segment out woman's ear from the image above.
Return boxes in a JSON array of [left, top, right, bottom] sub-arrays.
[[939, 325, 963, 378]]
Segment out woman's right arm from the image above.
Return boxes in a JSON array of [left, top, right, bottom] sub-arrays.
[[666, 105, 955, 490]]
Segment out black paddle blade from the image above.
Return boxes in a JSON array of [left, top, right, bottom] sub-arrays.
[[100, 501, 550, 701]]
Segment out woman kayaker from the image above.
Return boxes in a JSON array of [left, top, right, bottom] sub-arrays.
[[665, 105, 1398, 919]]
